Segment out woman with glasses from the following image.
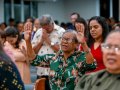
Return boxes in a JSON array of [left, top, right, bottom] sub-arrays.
[[24, 22, 96, 90], [75, 29, 120, 90], [87, 16, 109, 72]]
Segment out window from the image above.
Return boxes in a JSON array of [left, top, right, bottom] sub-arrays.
[[4, 0, 38, 24]]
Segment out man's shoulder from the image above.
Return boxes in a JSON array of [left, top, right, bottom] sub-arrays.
[[32, 28, 42, 42], [35, 28, 43, 34], [78, 70, 106, 85], [77, 70, 106, 81], [75, 70, 107, 90], [87, 69, 106, 77], [54, 24, 65, 32]]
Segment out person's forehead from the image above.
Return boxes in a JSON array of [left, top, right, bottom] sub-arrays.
[[106, 33, 120, 43], [90, 20, 99, 24], [18, 23, 23, 26], [34, 19, 40, 23], [63, 32, 74, 38], [71, 14, 78, 18], [42, 24, 50, 28]]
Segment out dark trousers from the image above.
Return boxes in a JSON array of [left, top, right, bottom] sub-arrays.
[[37, 75, 51, 90]]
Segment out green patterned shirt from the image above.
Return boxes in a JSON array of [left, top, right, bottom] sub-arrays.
[[31, 50, 96, 90]]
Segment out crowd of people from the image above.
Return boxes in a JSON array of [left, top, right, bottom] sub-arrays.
[[0, 12, 120, 90]]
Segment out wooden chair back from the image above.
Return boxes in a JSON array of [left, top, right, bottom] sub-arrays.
[[34, 78, 46, 90]]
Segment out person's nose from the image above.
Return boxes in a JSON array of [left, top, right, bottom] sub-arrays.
[[108, 47, 116, 54], [91, 27, 95, 32]]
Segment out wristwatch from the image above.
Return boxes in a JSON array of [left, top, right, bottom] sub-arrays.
[[50, 42, 55, 46]]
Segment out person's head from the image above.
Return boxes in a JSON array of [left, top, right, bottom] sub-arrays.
[[40, 14, 54, 33], [26, 17, 34, 23], [34, 18, 41, 30], [109, 17, 116, 26], [88, 16, 109, 47], [106, 18, 111, 25], [0, 30, 6, 45], [112, 23, 120, 30], [75, 17, 88, 38], [5, 27, 21, 48], [101, 30, 120, 74], [54, 20, 59, 25], [9, 18, 15, 27], [60, 22, 67, 30], [70, 12, 80, 25], [61, 30, 78, 53], [0, 22, 7, 31], [17, 22, 24, 33]]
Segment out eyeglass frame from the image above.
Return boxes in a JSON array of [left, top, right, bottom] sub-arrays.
[[61, 37, 76, 43], [101, 43, 120, 53]]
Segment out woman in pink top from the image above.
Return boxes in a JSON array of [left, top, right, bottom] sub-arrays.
[[4, 27, 31, 84]]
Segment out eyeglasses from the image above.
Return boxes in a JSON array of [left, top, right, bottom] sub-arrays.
[[61, 37, 74, 43], [101, 43, 120, 54]]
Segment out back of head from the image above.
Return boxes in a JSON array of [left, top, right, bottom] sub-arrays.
[[9, 18, 15, 26], [9, 18, 14, 22]]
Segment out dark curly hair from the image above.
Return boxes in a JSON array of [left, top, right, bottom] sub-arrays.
[[87, 16, 109, 47]]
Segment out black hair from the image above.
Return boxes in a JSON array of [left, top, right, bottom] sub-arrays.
[[26, 17, 34, 23], [71, 12, 80, 18], [0, 22, 7, 28], [5, 27, 22, 48], [9, 18, 14, 22], [87, 16, 109, 47]]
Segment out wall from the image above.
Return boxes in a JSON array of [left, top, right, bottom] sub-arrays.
[[38, 0, 65, 23], [64, 0, 100, 22], [0, 0, 4, 23], [0, 0, 100, 23]]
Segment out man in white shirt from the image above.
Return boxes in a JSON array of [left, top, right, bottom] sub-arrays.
[[32, 14, 65, 90]]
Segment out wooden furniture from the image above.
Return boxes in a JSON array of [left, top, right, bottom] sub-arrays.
[[34, 78, 46, 90]]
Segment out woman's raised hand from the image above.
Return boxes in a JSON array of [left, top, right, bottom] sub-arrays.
[[24, 22, 33, 41], [76, 32, 86, 44]]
